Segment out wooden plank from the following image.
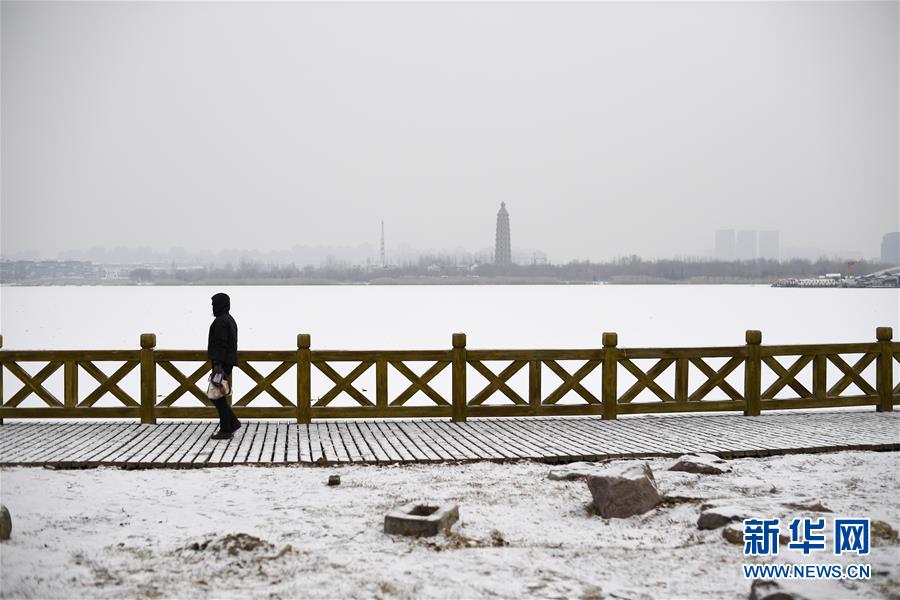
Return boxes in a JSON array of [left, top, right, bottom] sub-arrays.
[[418, 420, 478, 460], [0, 350, 140, 361], [365, 421, 411, 462], [552, 417, 624, 456], [467, 350, 604, 361], [286, 423, 299, 463], [342, 422, 375, 462], [165, 423, 213, 465], [63, 423, 140, 465], [616, 400, 744, 415], [158, 423, 207, 465], [435, 420, 500, 459], [246, 421, 270, 463], [412, 421, 465, 461], [490, 419, 570, 460], [182, 422, 221, 466], [464, 420, 533, 459], [270, 423, 285, 463], [88, 424, 150, 464], [564, 417, 643, 456], [314, 422, 337, 463], [179, 423, 219, 465], [335, 422, 364, 463], [1, 423, 82, 463], [399, 421, 446, 461], [509, 418, 598, 459], [434, 421, 504, 459], [313, 350, 451, 361], [761, 397, 877, 411], [232, 422, 261, 464], [547, 417, 628, 458], [308, 423, 325, 464], [313, 406, 450, 419], [0, 408, 141, 419], [140, 423, 190, 466], [35, 423, 111, 464], [761, 343, 877, 356], [148, 422, 197, 465], [379, 421, 429, 462], [219, 421, 253, 465], [620, 347, 747, 359], [0, 423, 48, 452], [106, 424, 173, 465], [323, 422, 349, 463], [18, 422, 108, 464], [477, 420, 546, 459], [0, 424, 47, 460], [451, 422, 517, 459], [353, 422, 390, 462], [298, 424, 312, 463]]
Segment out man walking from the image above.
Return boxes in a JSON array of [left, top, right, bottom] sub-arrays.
[[208, 292, 241, 439]]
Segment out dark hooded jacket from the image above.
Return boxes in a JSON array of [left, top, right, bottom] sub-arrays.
[[208, 293, 238, 373]]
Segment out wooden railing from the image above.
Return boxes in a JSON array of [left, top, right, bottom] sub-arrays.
[[0, 328, 896, 423]]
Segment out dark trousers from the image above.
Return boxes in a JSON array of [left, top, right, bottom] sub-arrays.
[[212, 372, 240, 433]]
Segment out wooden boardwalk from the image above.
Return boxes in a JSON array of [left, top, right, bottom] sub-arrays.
[[0, 411, 897, 468]]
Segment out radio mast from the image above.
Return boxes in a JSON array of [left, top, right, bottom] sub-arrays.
[[380, 221, 386, 268]]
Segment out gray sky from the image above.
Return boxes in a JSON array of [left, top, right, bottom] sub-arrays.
[[2, 1, 898, 262]]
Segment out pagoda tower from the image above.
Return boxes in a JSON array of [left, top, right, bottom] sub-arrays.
[[494, 202, 511, 265]]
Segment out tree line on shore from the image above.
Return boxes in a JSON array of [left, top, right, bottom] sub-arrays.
[[2, 255, 890, 284], [132, 255, 889, 284]]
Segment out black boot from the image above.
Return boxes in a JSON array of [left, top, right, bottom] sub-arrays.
[[211, 397, 238, 438]]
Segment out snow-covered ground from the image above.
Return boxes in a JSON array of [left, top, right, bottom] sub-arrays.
[[1, 450, 898, 599]]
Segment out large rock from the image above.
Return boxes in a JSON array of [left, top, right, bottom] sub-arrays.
[[749, 578, 859, 600], [548, 461, 610, 481], [697, 505, 749, 530], [669, 453, 731, 475], [724, 525, 790, 546], [0, 505, 10, 541], [586, 462, 661, 518], [750, 579, 810, 600]]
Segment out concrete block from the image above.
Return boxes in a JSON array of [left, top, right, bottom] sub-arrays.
[[384, 502, 459, 537]]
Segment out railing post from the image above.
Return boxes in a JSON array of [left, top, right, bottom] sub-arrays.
[[140, 333, 157, 424], [877, 327, 894, 413], [744, 330, 762, 416], [64, 360, 78, 409], [602, 332, 618, 420], [0, 334, 4, 425], [529, 359, 541, 414], [297, 334, 311, 424], [452, 333, 467, 422], [376, 356, 388, 417]]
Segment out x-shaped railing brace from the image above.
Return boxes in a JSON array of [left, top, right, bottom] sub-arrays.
[[762, 355, 813, 399], [542, 359, 601, 405], [468, 360, 528, 406], [79, 361, 140, 407], [313, 361, 374, 407], [389, 361, 449, 406], [4, 361, 63, 407]]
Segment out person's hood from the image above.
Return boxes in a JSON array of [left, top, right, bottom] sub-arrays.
[[212, 293, 230, 317]]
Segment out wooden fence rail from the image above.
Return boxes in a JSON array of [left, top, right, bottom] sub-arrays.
[[0, 328, 896, 424]]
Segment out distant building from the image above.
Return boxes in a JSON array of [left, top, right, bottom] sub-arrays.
[[758, 231, 780, 261], [494, 202, 511, 265], [736, 230, 757, 261], [714, 230, 736, 261], [882, 232, 900, 264]]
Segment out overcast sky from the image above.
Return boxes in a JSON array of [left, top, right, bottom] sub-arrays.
[[2, 1, 897, 262]]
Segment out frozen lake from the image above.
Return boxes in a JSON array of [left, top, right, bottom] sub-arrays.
[[2, 284, 898, 350], [2, 285, 897, 408]]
